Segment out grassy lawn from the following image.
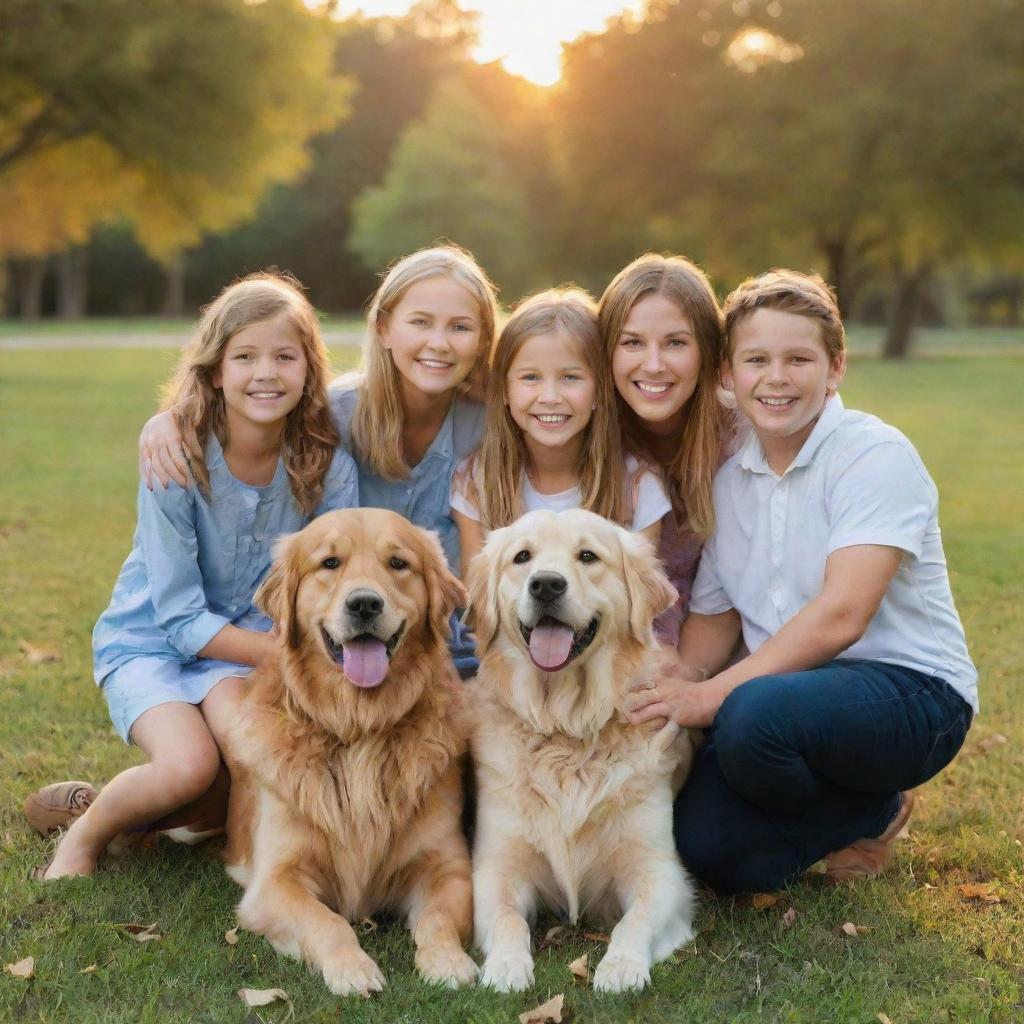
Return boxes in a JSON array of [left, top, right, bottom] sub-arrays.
[[1, 347, 1022, 1023]]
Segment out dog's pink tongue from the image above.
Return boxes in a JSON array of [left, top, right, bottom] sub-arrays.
[[342, 637, 389, 688], [529, 618, 575, 671]]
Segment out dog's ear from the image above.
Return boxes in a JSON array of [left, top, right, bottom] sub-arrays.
[[620, 529, 678, 645], [418, 528, 467, 643], [465, 534, 502, 658], [254, 532, 303, 648]]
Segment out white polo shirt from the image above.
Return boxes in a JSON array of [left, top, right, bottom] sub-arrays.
[[691, 394, 978, 712]]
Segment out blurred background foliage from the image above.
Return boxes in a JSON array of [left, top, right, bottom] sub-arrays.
[[2, 0, 1023, 356]]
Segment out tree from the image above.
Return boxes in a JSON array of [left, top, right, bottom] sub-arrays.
[[350, 63, 558, 302], [1, 0, 349, 315]]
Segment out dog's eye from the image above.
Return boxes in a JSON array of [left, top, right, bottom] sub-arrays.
[[321, 556, 340, 570], [513, 549, 532, 564], [389, 555, 408, 570], [578, 550, 599, 563]]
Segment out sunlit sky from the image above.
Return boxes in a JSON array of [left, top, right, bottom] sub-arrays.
[[346, 0, 646, 86]]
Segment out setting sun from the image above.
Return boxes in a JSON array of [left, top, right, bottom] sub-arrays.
[[350, 0, 645, 85]]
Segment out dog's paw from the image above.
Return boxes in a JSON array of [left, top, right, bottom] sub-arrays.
[[480, 951, 534, 992], [321, 948, 386, 997], [593, 952, 651, 993], [416, 946, 479, 989]]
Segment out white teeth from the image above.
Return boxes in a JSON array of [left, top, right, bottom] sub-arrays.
[[535, 414, 569, 424], [419, 359, 452, 369], [249, 392, 283, 398], [636, 382, 672, 394], [758, 397, 795, 407]]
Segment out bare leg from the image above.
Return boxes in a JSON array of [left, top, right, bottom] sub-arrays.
[[43, 702, 221, 879]]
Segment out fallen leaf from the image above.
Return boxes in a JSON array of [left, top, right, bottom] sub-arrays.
[[539, 925, 573, 949], [4, 957, 34, 979], [583, 930, 610, 943], [781, 908, 797, 929], [19, 641, 60, 665], [878, 1014, 894, 1024], [79, 964, 97, 975], [751, 892, 784, 910], [840, 922, 871, 937], [519, 993, 564, 1024], [568, 952, 589, 983], [224, 926, 239, 946], [958, 883, 1002, 904], [118, 922, 162, 942], [238, 988, 289, 1008], [974, 734, 1008, 756], [357, 917, 378, 932]]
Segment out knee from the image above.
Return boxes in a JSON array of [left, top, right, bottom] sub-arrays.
[[713, 677, 792, 785], [155, 741, 222, 807]]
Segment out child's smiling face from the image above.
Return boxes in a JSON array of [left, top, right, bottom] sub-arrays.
[[214, 313, 308, 433], [379, 276, 483, 400], [505, 329, 596, 456], [723, 307, 845, 472]]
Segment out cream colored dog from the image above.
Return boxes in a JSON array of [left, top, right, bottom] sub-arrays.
[[466, 509, 697, 993]]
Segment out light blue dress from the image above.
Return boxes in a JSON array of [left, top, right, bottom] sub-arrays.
[[328, 377, 484, 675], [93, 436, 359, 742]]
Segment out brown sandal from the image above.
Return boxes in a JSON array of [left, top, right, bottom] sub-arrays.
[[23, 781, 98, 837], [824, 790, 916, 883]]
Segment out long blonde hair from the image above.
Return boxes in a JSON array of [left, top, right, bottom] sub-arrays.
[[598, 254, 725, 539], [466, 288, 627, 530], [160, 272, 339, 516], [351, 244, 499, 479]]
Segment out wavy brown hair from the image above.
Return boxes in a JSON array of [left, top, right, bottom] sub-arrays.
[[598, 254, 726, 539], [160, 272, 339, 516], [351, 244, 499, 480], [464, 288, 627, 530]]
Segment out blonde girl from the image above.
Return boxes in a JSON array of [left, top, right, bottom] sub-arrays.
[[599, 254, 735, 645], [139, 244, 499, 676], [452, 287, 671, 574], [38, 273, 359, 879]]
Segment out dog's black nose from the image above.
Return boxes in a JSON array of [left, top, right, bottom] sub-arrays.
[[529, 571, 568, 604], [346, 589, 384, 622]]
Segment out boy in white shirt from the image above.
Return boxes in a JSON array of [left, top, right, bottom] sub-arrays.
[[626, 270, 976, 893]]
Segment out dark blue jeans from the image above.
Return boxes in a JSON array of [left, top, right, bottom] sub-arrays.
[[674, 659, 972, 894]]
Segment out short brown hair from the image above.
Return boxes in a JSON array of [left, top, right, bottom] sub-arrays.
[[722, 270, 845, 361]]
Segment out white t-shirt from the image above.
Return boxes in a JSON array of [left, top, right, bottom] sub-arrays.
[[451, 454, 670, 532], [690, 394, 978, 712]]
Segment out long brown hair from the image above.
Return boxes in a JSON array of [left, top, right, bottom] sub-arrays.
[[351, 244, 499, 480], [160, 272, 339, 516], [598, 254, 725, 538], [464, 288, 627, 530]]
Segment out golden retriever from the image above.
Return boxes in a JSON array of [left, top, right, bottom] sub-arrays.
[[466, 509, 697, 993], [223, 508, 477, 996]]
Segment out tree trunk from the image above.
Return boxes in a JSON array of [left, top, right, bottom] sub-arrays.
[[16, 258, 47, 320], [162, 253, 186, 317], [882, 263, 931, 360], [822, 237, 854, 319], [56, 247, 88, 319]]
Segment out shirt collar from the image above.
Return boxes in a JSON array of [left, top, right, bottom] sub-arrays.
[[737, 393, 846, 476]]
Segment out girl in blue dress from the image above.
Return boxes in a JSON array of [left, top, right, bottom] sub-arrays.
[[41, 273, 358, 879]]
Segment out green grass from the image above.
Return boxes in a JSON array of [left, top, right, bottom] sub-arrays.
[[1, 348, 1022, 1023]]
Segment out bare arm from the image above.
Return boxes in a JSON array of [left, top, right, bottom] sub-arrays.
[[139, 409, 189, 489], [627, 544, 903, 728], [198, 624, 274, 667], [453, 507, 485, 580]]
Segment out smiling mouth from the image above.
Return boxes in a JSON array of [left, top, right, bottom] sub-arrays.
[[757, 396, 797, 408], [633, 381, 673, 396], [247, 391, 285, 399], [320, 623, 405, 688], [518, 615, 599, 672], [532, 413, 570, 426], [418, 358, 454, 371]]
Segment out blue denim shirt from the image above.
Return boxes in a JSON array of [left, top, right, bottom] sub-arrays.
[[93, 437, 359, 683], [328, 377, 485, 674]]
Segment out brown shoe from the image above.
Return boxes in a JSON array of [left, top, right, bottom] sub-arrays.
[[824, 791, 915, 882], [23, 781, 98, 837]]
